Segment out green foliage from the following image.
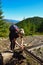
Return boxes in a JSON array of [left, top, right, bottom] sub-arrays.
[[0, 0, 10, 37], [37, 21, 43, 32], [16, 17, 43, 36]]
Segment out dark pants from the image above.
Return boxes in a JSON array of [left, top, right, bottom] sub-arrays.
[[9, 32, 19, 50], [10, 40, 15, 50]]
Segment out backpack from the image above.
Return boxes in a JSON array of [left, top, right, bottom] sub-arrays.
[[9, 25, 19, 33]]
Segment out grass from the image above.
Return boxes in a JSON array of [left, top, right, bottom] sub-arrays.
[[33, 32, 43, 35]]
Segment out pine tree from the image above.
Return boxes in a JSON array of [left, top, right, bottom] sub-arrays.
[[0, 0, 6, 37], [0, 0, 4, 25]]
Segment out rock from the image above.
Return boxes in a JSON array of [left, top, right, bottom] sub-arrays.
[[1, 51, 13, 65]]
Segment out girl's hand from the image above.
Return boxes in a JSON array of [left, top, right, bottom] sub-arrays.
[[20, 45, 25, 50]]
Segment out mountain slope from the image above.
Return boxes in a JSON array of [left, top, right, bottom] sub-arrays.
[[4, 19, 19, 23], [0, 17, 43, 37], [16, 17, 43, 35]]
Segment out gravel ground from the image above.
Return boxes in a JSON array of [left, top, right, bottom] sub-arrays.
[[0, 35, 43, 64], [0, 35, 43, 51]]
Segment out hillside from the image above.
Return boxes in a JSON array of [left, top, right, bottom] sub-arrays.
[[4, 19, 19, 23], [0, 17, 43, 37], [16, 17, 43, 35]]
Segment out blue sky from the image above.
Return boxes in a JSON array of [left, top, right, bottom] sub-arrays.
[[2, 0, 43, 20]]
